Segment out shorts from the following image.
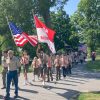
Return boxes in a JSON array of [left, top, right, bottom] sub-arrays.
[[23, 64, 29, 73], [33, 68, 39, 75]]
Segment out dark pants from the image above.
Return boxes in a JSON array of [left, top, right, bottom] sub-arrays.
[[56, 67, 61, 81], [6, 70, 18, 97], [62, 66, 66, 77], [67, 64, 72, 74], [92, 57, 95, 61], [41, 64, 47, 77], [47, 67, 53, 81], [80, 59, 83, 64]]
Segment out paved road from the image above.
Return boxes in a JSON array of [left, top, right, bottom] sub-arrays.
[[0, 63, 100, 100]]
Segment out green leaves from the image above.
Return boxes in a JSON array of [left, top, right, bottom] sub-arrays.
[[51, 9, 79, 51], [0, 0, 78, 56], [71, 0, 100, 51]]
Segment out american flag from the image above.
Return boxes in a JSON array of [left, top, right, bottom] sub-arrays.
[[9, 22, 38, 47]]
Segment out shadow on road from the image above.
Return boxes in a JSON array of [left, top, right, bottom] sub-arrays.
[[57, 89, 79, 100], [43, 85, 79, 100], [11, 87, 38, 94], [0, 94, 31, 100], [19, 88, 38, 94], [56, 82, 77, 86]]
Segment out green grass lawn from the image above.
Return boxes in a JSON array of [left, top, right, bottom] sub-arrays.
[[0, 65, 2, 73], [86, 55, 100, 72], [78, 92, 100, 100]]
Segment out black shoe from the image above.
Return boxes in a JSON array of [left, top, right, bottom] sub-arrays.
[[51, 78, 53, 81], [14, 94, 18, 98], [59, 78, 61, 80], [1, 87, 6, 89], [4, 96, 10, 100], [47, 80, 50, 82], [56, 79, 58, 81]]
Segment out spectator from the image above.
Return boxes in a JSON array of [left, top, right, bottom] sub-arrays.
[[4, 50, 21, 99]]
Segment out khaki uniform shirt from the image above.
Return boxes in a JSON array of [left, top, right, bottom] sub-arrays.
[[32, 60, 39, 68], [6, 56, 21, 71], [54, 59, 60, 67], [1, 56, 8, 68]]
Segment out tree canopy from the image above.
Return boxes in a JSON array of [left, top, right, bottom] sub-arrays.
[[51, 9, 79, 51], [71, 0, 100, 51], [0, 0, 81, 58], [32, 0, 68, 27]]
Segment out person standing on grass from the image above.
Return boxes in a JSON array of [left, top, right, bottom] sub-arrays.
[[1, 50, 8, 89], [91, 51, 96, 62], [83, 52, 87, 63], [4, 50, 21, 100], [20, 50, 30, 85]]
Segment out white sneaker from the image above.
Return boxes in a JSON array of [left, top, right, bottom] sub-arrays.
[[42, 81, 45, 86], [23, 80, 27, 85], [27, 80, 31, 85]]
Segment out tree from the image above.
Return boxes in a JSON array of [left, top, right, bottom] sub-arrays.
[[0, 0, 36, 57], [71, 0, 100, 51], [32, 0, 68, 27], [51, 9, 79, 51], [0, 0, 69, 56]]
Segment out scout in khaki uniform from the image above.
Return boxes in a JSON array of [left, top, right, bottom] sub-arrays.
[[40, 51, 48, 86], [54, 55, 61, 81], [31, 57, 39, 81], [1, 50, 8, 89], [60, 54, 67, 78], [20, 50, 30, 85], [47, 54, 53, 82]]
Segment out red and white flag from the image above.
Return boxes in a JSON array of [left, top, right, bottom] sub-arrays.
[[34, 16, 56, 54]]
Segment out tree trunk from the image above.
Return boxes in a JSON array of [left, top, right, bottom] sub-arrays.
[[42, 9, 51, 28]]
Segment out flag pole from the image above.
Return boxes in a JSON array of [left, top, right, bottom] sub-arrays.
[[32, 9, 39, 45], [32, 9, 43, 55], [6, 16, 17, 46], [6, 16, 13, 37]]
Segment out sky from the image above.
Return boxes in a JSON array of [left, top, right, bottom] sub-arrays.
[[64, 0, 80, 16]]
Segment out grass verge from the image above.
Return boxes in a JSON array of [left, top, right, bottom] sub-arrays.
[[0, 65, 2, 73], [86, 55, 100, 72], [78, 92, 100, 100]]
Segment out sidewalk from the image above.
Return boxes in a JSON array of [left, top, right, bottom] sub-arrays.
[[0, 63, 100, 100]]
